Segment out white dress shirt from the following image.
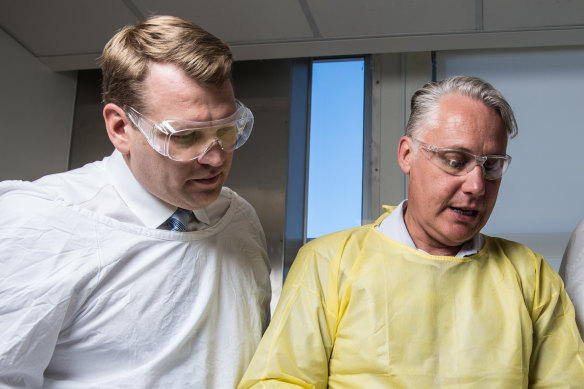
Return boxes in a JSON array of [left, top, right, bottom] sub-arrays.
[[376, 200, 483, 257], [72, 150, 229, 230]]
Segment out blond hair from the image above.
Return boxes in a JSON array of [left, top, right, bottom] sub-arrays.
[[101, 15, 233, 110]]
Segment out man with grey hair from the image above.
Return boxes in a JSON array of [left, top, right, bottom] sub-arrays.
[[239, 76, 584, 388]]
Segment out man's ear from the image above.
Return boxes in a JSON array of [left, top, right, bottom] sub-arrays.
[[397, 135, 414, 175], [103, 103, 131, 154]]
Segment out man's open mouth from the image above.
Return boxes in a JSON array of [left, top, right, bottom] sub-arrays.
[[451, 207, 478, 216]]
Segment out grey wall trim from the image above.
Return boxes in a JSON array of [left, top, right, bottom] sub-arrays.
[[230, 28, 584, 61], [38, 28, 584, 71], [283, 60, 310, 280], [362, 55, 377, 224]]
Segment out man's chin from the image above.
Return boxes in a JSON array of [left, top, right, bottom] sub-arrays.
[[444, 231, 480, 247], [184, 188, 222, 210]]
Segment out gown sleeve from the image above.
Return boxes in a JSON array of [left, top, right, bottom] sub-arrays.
[[238, 242, 339, 389], [528, 256, 584, 387], [0, 190, 98, 388]]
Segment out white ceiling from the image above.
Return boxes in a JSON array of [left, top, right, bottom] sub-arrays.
[[1, 0, 584, 71]]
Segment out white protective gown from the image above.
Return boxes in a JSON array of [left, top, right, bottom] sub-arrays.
[[560, 217, 584, 337], [0, 161, 271, 388]]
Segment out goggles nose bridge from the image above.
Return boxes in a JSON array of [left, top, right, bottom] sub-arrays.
[[197, 137, 225, 159], [466, 154, 488, 173]]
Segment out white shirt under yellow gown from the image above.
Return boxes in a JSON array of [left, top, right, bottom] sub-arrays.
[[239, 206, 584, 388]]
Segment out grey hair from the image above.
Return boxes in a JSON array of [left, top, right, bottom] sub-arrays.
[[405, 75, 518, 139]]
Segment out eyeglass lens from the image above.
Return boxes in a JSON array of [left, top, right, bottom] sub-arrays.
[[424, 147, 508, 180]]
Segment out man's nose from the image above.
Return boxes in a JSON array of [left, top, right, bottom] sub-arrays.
[[461, 164, 486, 196], [196, 139, 225, 166]]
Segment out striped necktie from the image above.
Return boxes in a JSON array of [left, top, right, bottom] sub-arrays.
[[159, 208, 194, 232]]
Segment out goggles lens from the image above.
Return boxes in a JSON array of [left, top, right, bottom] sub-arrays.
[[125, 100, 253, 161], [412, 137, 511, 180], [167, 123, 239, 161]]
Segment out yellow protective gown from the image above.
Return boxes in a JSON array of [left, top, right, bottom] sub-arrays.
[[239, 208, 584, 388]]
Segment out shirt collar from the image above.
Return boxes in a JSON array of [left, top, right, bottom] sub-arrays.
[[105, 150, 176, 228], [105, 150, 230, 230], [377, 199, 483, 257], [192, 193, 230, 226]]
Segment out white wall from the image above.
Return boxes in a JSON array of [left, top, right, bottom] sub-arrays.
[[0, 28, 77, 181], [436, 47, 584, 270]]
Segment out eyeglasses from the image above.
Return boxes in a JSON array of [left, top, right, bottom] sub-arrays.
[[411, 137, 512, 181], [125, 100, 253, 161]]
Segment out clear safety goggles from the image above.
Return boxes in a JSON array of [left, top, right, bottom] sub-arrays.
[[412, 137, 512, 181], [125, 100, 253, 161]]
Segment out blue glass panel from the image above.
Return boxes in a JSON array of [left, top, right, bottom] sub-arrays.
[[306, 59, 364, 239]]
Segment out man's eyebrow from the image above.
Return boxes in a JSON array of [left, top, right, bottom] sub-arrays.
[[434, 143, 507, 157], [431, 143, 474, 153]]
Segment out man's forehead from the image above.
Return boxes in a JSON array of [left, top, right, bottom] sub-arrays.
[[433, 94, 503, 128], [140, 64, 236, 120], [417, 95, 507, 151], [437, 93, 492, 113]]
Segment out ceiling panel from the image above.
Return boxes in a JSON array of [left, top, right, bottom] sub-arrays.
[[134, 0, 314, 42], [1, 0, 583, 71], [306, 0, 477, 37], [484, 0, 584, 30], [0, 0, 138, 57]]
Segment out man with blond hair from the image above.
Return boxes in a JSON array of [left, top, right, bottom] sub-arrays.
[[0, 15, 270, 388]]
